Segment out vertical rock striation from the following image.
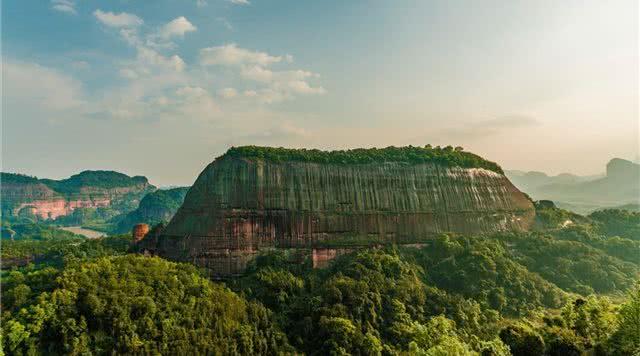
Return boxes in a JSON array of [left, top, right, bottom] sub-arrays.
[[145, 151, 535, 277]]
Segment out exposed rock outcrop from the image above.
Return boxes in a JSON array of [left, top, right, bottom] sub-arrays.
[[132, 223, 150, 242], [1, 171, 155, 220], [141, 147, 535, 277]]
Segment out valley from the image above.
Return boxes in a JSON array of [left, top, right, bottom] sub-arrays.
[[4, 2, 637, 354], [506, 158, 640, 214], [58, 226, 105, 239], [2, 146, 639, 355]]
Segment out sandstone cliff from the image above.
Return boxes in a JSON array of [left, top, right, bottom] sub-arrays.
[[142, 147, 535, 276], [1, 171, 155, 220]]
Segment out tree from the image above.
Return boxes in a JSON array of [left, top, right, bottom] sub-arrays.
[[499, 323, 545, 356], [609, 284, 640, 355]]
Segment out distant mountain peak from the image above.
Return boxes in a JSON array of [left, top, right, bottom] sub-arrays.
[[606, 158, 640, 180]]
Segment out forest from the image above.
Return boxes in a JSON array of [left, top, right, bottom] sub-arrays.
[[1, 206, 639, 355], [223, 145, 504, 174]]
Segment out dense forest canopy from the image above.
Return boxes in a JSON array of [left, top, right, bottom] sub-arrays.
[[0, 173, 41, 185], [2, 171, 150, 191], [136, 187, 188, 212], [222, 145, 505, 174], [110, 187, 189, 234], [2, 204, 639, 355], [40, 170, 150, 192]]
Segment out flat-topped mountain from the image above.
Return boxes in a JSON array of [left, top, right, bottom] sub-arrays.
[[1, 170, 155, 221], [140, 146, 535, 276]]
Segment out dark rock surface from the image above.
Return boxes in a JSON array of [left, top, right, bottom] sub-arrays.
[[141, 154, 535, 277]]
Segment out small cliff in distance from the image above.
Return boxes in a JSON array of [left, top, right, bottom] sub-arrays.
[[1, 171, 155, 222], [141, 146, 535, 277]]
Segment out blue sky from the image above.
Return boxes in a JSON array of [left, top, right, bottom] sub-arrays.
[[2, 0, 638, 186]]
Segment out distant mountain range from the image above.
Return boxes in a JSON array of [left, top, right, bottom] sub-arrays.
[[3, 157, 637, 231], [1, 171, 190, 234], [1, 171, 155, 221], [506, 158, 640, 214]]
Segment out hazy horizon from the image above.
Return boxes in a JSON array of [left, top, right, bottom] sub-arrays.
[[2, 147, 634, 188], [2, 0, 638, 186]]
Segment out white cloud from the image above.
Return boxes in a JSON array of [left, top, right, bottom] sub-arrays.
[[89, 13, 203, 121], [288, 80, 326, 95], [158, 17, 197, 40], [239, 122, 311, 144], [217, 17, 234, 31], [3, 60, 86, 118], [200, 43, 282, 67], [197, 43, 325, 102], [228, 0, 250, 5], [103, 20, 187, 77], [51, 0, 77, 15], [119, 68, 138, 79], [218, 88, 238, 99], [94, 10, 143, 28], [241, 65, 273, 82], [196, 0, 208, 7], [138, 47, 186, 72], [173, 87, 220, 120], [176, 86, 208, 98], [242, 69, 325, 102]]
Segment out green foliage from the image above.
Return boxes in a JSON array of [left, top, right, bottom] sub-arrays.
[[3, 205, 640, 355], [402, 235, 567, 316], [2, 170, 155, 228], [2, 255, 292, 355], [110, 187, 189, 234], [589, 209, 640, 240], [1, 221, 80, 241], [233, 248, 503, 355], [0, 173, 40, 185], [223, 145, 504, 174], [608, 283, 640, 355], [552, 224, 640, 265], [40, 170, 149, 193], [1, 233, 132, 268], [495, 293, 631, 356], [45, 207, 120, 229], [534, 201, 590, 229], [496, 232, 639, 295], [499, 323, 545, 356]]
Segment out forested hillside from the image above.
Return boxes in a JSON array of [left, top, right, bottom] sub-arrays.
[[109, 187, 189, 234], [2, 205, 639, 355], [1, 171, 155, 227]]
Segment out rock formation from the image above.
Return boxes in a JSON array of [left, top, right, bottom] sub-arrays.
[[1, 171, 155, 220], [132, 223, 150, 242], [140, 146, 535, 277], [516, 158, 640, 213]]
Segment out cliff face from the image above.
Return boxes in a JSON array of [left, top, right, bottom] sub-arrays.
[[146, 155, 534, 276], [1, 171, 155, 220]]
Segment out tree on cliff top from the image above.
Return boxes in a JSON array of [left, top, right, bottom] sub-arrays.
[[223, 145, 504, 174]]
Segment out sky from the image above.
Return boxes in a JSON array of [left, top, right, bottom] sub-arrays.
[[2, 0, 638, 186]]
